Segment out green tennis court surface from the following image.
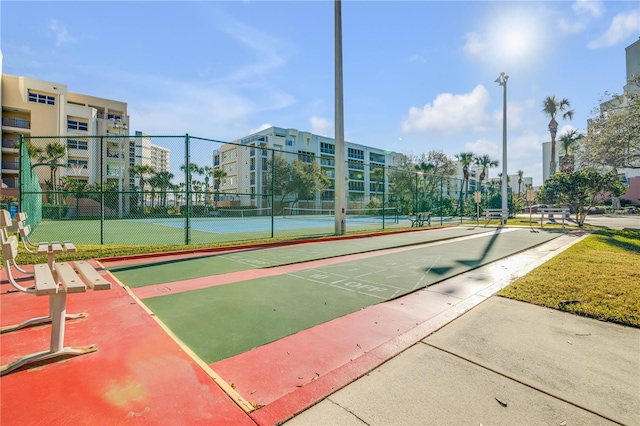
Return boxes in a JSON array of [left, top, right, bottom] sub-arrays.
[[108, 226, 489, 287], [135, 228, 561, 363]]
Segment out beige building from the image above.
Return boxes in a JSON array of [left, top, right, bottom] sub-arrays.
[[1, 71, 130, 203]]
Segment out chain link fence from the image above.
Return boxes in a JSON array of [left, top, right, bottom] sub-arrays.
[[17, 134, 511, 246]]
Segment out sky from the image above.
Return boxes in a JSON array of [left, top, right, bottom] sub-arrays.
[[1, 0, 639, 186]]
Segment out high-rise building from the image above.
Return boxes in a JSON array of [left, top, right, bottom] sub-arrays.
[[1, 72, 130, 199], [213, 126, 399, 208]]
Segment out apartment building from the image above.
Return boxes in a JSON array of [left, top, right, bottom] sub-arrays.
[[1, 72, 130, 199], [213, 126, 399, 208], [131, 131, 171, 191]]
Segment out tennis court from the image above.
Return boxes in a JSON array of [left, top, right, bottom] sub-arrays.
[[107, 227, 561, 364], [28, 207, 414, 245]]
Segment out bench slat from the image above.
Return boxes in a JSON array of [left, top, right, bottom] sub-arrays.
[[73, 261, 111, 291], [33, 264, 58, 296], [63, 242, 77, 252], [50, 242, 63, 253], [54, 262, 86, 294], [37, 243, 49, 254]]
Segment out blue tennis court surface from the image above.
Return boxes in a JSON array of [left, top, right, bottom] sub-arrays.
[[128, 215, 403, 234]]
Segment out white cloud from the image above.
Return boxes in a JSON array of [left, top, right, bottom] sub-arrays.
[[462, 32, 487, 58], [402, 85, 492, 134], [588, 10, 640, 49], [249, 123, 274, 134], [558, 18, 585, 34], [464, 139, 500, 159], [409, 54, 427, 63], [572, 0, 604, 17], [49, 19, 76, 46], [310, 116, 332, 136], [219, 19, 287, 83]]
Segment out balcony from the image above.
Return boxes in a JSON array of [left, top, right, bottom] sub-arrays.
[[2, 139, 19, 150], [2, 177, 19, 189], [1, 160, 20, 172], [106, 150, 125, 159], [2, 117, 31, 129]]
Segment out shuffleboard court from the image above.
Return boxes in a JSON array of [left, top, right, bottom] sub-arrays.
[[109, 226, 490, 287], [141, 228, 561, 364]]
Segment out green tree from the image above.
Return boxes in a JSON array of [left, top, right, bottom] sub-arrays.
[[579, 76, 640, 173], [371, 166, 385, 198], [37, 142, 67, 190], [517, 169, 524, 196], [212, 168, 228, 205], [455, 151, 475, 215], [537, 169, 625, 227], [559, 129, 583, 173], [292, 159, 331, 204], [542, 96, 575, 175], [129, 164, 155, 210], [475, 154, 499, 186]]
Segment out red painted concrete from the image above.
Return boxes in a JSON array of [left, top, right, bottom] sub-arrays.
[[1, 226, 489, 426], [213, 290, 482, 425], [1, 274, 254, 425]]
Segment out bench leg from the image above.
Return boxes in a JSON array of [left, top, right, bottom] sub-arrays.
[[0, 293, 96, 376], [0, 297, 86, 335]]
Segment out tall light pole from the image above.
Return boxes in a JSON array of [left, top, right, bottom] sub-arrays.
[[113, 121, 128, 219], [334, 0, 346, 235], [495, 72, 508, 225]]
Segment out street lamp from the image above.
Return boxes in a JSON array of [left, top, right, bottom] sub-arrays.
[[112, 121, 128, 218], [495, 72, 508, 225]]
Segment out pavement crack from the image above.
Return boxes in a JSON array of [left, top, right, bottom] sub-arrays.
[[420, 341, 625, 425], [326, 397, 371, 425]]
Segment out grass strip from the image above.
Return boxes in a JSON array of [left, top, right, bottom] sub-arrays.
[[499, 229, 640, 327]]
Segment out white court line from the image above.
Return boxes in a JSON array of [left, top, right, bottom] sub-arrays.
[[413, 255, 442, 290]]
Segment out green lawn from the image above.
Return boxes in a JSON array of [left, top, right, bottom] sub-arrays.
[[499, 229, 640, 327]]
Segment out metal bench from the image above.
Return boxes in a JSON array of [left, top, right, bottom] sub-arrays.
[[14, 212, 76, 270], [539, 207, 571, 229], [0, 209, 111, 376], [483, 208, 509, 226], [410, 212, 431, 227]]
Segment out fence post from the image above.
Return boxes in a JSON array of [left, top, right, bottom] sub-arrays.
[[270, 149, 275, 238], [18, 135, 24, 212], [382, 166, 386, 230], [185, 134, 191, 245], [100, 136, 105, 245]]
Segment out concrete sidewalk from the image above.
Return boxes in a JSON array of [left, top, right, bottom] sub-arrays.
[[286, 233, 640, 425]]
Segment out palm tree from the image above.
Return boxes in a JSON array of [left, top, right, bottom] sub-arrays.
[[203, 165, 213, 207], [213, 169, 228, 206], [37, 142, 67, 203], [455, 152, 475, 198], [153, 171, 175, 207], [414, 162, 434, 208], [559, 129, 583, 173], [129, 164, 155, 210], [542, 96, 574, 176], [517, 169, 524, 196], [475, 154, 499, 186], [371, 166, 385, 198]]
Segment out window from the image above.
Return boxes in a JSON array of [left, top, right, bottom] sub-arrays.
[[68, 139, 88, 150], [348, 148, 364, 160], [67, 120, 88, 131], [348, 160, 364, 170], [320, 143, 335, 155], [67, 159, 88, 168], [28, 92, 55, 105], [107, 113, 122, 122], [286, 138, 295, 146], [298, 151, 314, 163]]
